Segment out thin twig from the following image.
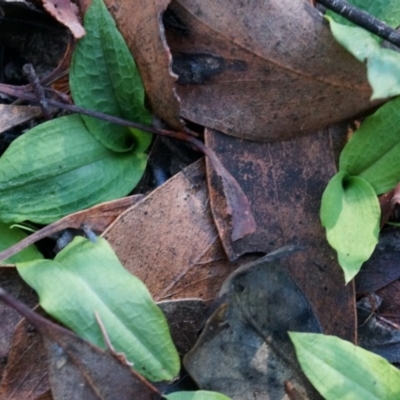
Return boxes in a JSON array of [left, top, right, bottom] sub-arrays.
[[23, 64, 51, 120], [0, 83, 256, 242], [317, 0, 400, 47]]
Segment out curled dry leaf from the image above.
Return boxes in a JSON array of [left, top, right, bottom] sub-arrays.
[[204, 127, 356, 340], [41, 0, 85, 38], [164, 0, 376, 140]]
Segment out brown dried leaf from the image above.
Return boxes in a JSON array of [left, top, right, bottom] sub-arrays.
[[205, 127, 356, 340], [41, 0, 85, 39], [103, 159, 253, 302], [0, 195, 142, 262], [165, 0, 376, 141], [0, 290, 163, 400], [0, 267, 38, 381], [158, 299, 208, 356], [356, 228, 400, 294], [0, 311, 51, 400], [0, 105, 42, 134], [99, 0, 183, 129], [184, 250, 322, 400]]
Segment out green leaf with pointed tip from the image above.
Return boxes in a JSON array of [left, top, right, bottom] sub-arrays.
[[326, 0, 400, 100], [339, 96, 400, 195], [70, 0, 152, 153], [0, 221, 43, 263], [166, 391, 231, 400], [320, 172, 380, 283], [16, 236, 180, 382], [0, 115, 146, 224], [289, 332, 400, 400]]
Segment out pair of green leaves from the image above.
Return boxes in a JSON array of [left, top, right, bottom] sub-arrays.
[[326, 0, 400, 100], [0, 0, 151, 224], [321, 0, 400, 282], [321, 96, 400, 282]]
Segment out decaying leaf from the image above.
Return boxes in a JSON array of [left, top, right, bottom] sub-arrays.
[[164, 0, 375, 141], [0, 289, 164, 400], [41, 0, 85, 39], [158, 299, 208, 355], [358, 304, 400, 364], [0, 195, 142, 263], [103, 159, 253, 302], [0, 311, 51, 400], [184, 248, 322, 400], [0, 266, 38, 381], [205, 127, 356, 339], [0, 105, 42, 134]]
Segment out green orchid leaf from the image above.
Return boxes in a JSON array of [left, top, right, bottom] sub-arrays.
[[70, 0, 152, 153], [0, 221, 43, 263], [0, 115, 146, 224], [320, 172, 380, 283], [166, 391, 231, 400], [339, 96, 400, 194], [16, 236, 180, 382], [289, 332, 400, 400], [326, 0, 400, 100]]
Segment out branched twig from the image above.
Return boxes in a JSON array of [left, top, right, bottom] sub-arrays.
[[23, 64, 51, 120], [317, 0, 400, 47], [0, 83, 256, 243]]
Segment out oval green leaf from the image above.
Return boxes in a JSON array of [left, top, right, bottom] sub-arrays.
[[0, 221, 43, 263], [289, 332, 400, 400], [0, 115, 146, 224], [339, 96, 400, 194], [16, 236, 180, 382], [166, 391, 231, 400], [70, 0, 152, 152], [320, 172, 380, 283]]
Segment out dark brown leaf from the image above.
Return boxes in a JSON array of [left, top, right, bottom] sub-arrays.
[[0, 289, 163, 400], [184, 249, 322, 400], [356, 228, 400, 294], [158, 299, 208, 356], [0, 267, 38, 381], [204, 127, 356, 340], [0, 312, 51, 400], [165, 0, 376, 141]]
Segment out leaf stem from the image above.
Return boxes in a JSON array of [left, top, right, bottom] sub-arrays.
[[317, 0, 400, 47]]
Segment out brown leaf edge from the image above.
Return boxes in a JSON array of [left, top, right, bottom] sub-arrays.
[[0, 195, 143, 262]]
